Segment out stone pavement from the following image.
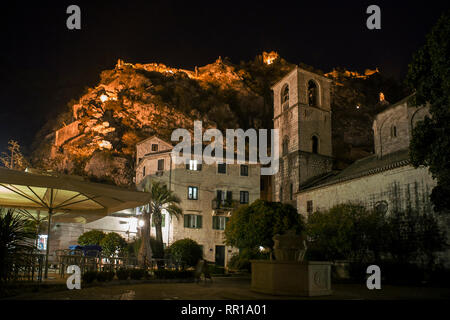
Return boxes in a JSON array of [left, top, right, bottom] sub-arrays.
[[7, 276, 450, 300]]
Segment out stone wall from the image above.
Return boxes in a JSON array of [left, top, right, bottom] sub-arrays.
[[54, 121, 80, 147], [297, 165, 435, 216]]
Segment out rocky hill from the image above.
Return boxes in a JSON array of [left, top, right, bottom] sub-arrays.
[[31, 52, 410, 186]]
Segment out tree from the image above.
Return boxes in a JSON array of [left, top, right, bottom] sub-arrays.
[[78, 230, 106, 246], [406, 11, 450, 212], [385, 208, 446, 266], [139, 180, 182, 265], [0, 208, 36, 283], [168, 238, 203, 269], [0, 140, 29, 170], [100, 232, 127, 258], [224, 199, 305, 251]]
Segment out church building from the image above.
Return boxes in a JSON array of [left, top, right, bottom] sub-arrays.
[[272, 67, 435, 218]]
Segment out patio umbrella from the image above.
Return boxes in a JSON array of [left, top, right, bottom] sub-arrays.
[[0, 167, 152, 278]]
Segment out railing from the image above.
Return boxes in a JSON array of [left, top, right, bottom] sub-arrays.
[[7, 252, 45, 282], [211, 199, 239, 210]]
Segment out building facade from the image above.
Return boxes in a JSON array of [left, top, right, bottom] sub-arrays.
[[135, 136, 261, 266]]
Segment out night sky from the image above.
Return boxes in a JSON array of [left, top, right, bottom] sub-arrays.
[[0, 0, 448, 155]]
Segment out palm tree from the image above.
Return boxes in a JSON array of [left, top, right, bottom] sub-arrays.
[[0, 208, 36, 283], [139, 181, 182, 266]]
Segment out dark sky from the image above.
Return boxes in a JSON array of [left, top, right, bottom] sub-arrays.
[[0, 0, 448, 155]]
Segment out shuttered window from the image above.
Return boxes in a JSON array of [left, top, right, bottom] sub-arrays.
[[240, 165, 248, 176], [188, 186, 198, 200], [212, 216, 229, 230], [240, 191, 249, 204], [157, 159, 164, 171], [184, 214, 202, 229], [217, 163, 226, 174]]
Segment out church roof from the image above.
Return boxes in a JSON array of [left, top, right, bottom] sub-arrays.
[[298, 149, 411, 193]]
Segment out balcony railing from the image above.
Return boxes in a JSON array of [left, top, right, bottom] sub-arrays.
[[212, 199, 239, 210]]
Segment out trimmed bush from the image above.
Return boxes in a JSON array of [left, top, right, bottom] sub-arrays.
[[78, 230, 106, 246], [82, 271, 97, 284], [154, 269, 194, 279], [100, 232, 127, 258], [228, 248, 269, 272], [96, 271, 114, 282], [168, 238, 203, 269], [116, 268, 130, 281], [129, 268, 147, 280]]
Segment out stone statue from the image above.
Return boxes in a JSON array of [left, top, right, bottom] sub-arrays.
[[272, 229, 307, 262]]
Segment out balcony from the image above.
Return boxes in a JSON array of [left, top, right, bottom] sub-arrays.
[[211, 199, 240, 217]]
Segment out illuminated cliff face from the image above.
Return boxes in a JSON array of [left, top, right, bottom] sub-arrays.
[[325, 67, 380, 80], [263, 51, 279, 65], [36, 56, 263, 186]]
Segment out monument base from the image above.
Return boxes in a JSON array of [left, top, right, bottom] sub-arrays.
[[250, 260, 332, 296]]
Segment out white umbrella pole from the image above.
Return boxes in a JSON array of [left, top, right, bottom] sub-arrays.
[[44, 208, 52, 279]]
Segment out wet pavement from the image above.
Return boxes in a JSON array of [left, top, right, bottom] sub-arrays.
[[7, 276, 450, 300]]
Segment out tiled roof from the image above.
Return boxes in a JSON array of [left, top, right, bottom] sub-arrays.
[[298, 149, 411, 193]]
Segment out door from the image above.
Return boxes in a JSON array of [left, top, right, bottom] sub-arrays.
[[215, 245, 225, 267]]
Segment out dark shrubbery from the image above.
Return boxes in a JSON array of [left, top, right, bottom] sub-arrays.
[[82, 271, 98, 284], [116, 268, 130, 281], [96, 271, 114, 282], [154, 269, 194, 279], [168, 238, 203, 269], [129, 268, 147, 280], [306, 203, 447, 285], [228, 248, 269, 273]]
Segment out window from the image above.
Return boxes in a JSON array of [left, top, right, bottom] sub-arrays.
[[260, 177, 265, 191], [143, 166, 146, 177], [157, 159, 164, 171], [212, 216, 229, 230], [217, 163, 227, 174], [240, 191, 249, 204], [151, 144, 158, 152], [391, 125, 397, 138], [217, 190, 232, 206], [152, 214, 166, 228], [307, 200, 313, 215], [282, 84, 289, 111], [279, 187, 283, 202], [312, 136, 319, 154], [240, 164, 248, 176], [308, 80, 318, 107], [184, 214, 202, 229], [186, 159, 202, 171], [188, 186, 198, 200]]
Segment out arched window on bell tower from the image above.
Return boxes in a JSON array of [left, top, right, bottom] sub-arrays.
[[308, 80, 319, 107], [281, 84, 289, 111], [312, 135, 319, 154]]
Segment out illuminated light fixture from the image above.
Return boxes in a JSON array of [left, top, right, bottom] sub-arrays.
[[138, 219, 145, 227], [259, 246, 264, 252], [100, 94, 108, 102], [356, 105, 360, 109]]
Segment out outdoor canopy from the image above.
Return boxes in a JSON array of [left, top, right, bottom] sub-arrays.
[[0, 167, 152, 278]]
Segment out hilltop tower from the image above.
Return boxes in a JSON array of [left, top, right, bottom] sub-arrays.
[[272, 67, 333, 206]]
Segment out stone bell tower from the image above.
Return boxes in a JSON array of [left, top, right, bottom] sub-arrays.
[[272, 67, 333, 206]]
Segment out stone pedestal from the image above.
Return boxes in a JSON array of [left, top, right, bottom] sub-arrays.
[[251, 260, 332, 296]]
